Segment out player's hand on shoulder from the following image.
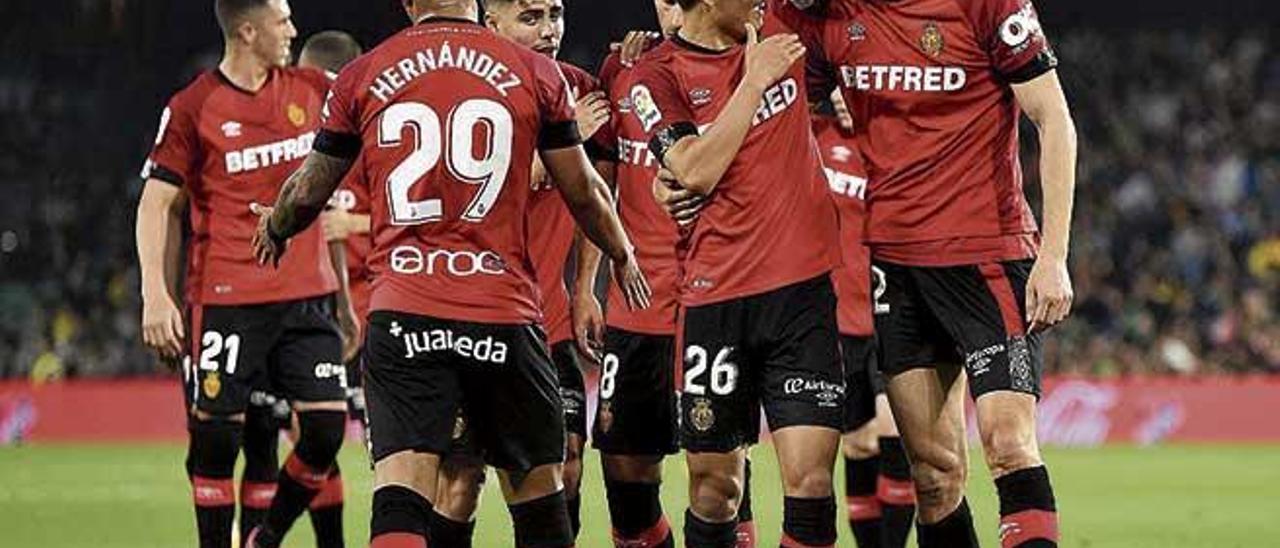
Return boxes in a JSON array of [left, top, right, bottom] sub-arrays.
[[1026, 255, 1074, 334], [249, 202, 287, 267], [611, 250, 652, 311], [141, 292, 185, 359], [571, 289, 605, 364], [613, 30, 662, 67], [652, 168, 706, 227], [575, 90, 612, 140], [743, 24, 805, 91]]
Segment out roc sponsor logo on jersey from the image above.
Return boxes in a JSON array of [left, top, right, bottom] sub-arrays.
[[389, 321, 510, 364], [389, 245, 506, 277], [630, 85, 663, 132]]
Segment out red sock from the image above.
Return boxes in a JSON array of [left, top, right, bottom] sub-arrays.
[[847, 495, 882, 521], [309, 470, 344, 510], [735, 519, 756, 548], [999, 510, 1059, 548], [370, 532, 427, 548], [612, 515, 673, 547]]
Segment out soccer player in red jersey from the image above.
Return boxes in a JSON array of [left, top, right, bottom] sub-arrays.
[[776, 0, 1079, 545], [424, 0, 614, 544], [629, 1, 848, 545], [570, 2, 695, 546], [812, 92, 916, 548], [135, 2, 353, 547], [250, 1, 650, 546]]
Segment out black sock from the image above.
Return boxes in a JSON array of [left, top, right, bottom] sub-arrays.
[[567, 494, 581, 538], [189, 418, 242, 548], [509, 490, 574, 548], [844, 455, 882, 548], [429, 510, 476, 548], [308, 466, 345, 548], [606, 480, 671, 546], [877, 437, 915, 548], [996, 466, 1058, 548], [240, 406, 279, 547], [736, 458, 755, 546], [253, 410, 346, 548], [683, 509, 737, 548], [370, 485, 431, 546], [782, 496, 837, 547], [917, 498, 978, 548]]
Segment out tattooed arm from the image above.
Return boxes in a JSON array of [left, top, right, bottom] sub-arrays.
[[251, 151, 354, 266]]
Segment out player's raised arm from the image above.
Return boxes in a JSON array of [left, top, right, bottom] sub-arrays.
[[645, 24, 804, 196], [543, 146, 651, 311], [1013, 69, 1077, 332], [251, 150, 354, 266], [136, 178, 188, 358]]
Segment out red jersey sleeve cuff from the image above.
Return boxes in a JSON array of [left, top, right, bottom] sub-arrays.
[[314, 129, 362, 160], [145, 163, 185, 187]]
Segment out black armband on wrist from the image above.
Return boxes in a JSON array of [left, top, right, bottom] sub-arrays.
[[648, 122, 699, 164]]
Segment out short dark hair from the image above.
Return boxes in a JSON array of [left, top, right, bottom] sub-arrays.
[[215, 0, 271, 36], [300, 31, 364, 73]]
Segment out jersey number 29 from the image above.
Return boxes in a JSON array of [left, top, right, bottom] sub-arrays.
[[379, 99, 513, 225]]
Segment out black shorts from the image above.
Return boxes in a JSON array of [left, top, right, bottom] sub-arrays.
[[841, 335, 882, 432], [874, 259, 1044, 399], [680, 275, 845, 453], [552, 340, 587, 439], [363, 311, 564, 473], [592, 327, 679, 456], [188, 295, 347, 416]]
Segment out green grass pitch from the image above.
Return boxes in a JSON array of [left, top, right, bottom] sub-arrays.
[[1, 443, 1277, 547]]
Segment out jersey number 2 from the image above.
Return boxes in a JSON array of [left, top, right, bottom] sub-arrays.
[[379, 99, 514, 225]]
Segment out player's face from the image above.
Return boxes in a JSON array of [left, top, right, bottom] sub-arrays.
[[654, 0, 684, 36], [246, 0, 298, 67], [710, 0, 764, 42], [486, 0, 565, 58]]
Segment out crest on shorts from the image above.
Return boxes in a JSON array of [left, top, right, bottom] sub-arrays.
[[202, 372, 222, 399], [452, 414, 468, 441], [286, 103, 307, 127], [689, 397, 715, 432], [598, 401, 614, 433], [920, 22, 944, 57]]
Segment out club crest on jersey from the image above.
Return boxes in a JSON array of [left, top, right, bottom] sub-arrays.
[[220, 121, 242, 138], [630, 85, 662, 132], [920, 22, 945, 58], [286, 103, 307, 127], [689, 397, 715, 432], [847, 22, 867, 42]]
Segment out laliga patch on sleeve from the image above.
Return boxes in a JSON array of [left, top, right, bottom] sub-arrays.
[[630, 85, 663, 133], [999, 3, 1043, 49]]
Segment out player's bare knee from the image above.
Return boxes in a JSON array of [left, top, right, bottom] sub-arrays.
[[374, 451, 440, 497], [687, 463, 741, 521], [911, 463, 965, 522], [602, 454, 663, 483], [783, 465, 835, 498], [841, 429, 879, 460], [499, 463, 564, 505], [981, 425, 1041, 477]]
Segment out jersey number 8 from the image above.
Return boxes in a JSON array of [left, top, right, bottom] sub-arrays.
[[379, 99, 514, 225]]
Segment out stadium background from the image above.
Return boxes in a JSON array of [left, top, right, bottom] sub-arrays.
[[1, 0, 1278, 546]]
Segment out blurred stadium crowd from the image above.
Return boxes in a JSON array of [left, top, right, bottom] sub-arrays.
[[0, 3, 1276, 379]]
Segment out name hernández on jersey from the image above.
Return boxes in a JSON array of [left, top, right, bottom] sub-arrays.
[[368, 40, 524, 103]]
